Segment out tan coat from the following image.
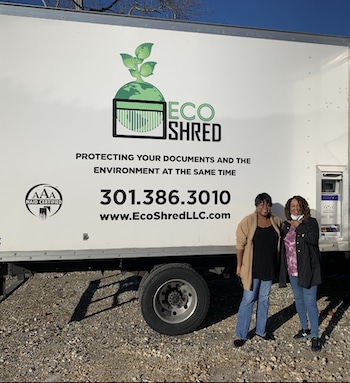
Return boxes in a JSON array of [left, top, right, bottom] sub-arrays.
[[236, 212, 282, 291]]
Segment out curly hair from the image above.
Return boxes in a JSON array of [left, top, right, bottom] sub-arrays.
[[284, 195, 311, 220]]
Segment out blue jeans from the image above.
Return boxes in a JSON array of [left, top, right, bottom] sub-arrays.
[[235, 278, 272, 339], [289, 275, 319, 338]]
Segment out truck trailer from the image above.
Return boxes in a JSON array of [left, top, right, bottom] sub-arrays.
[[0, 3, 349, 335]]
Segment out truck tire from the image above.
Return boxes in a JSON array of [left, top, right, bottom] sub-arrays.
[[137, 264, 164, 299], [137, 271, 150, 299], [137, 263, 190, 299], [140, 263, 210, 335]]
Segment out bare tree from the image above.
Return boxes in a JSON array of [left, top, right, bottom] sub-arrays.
[[40, 0, 202, 20]]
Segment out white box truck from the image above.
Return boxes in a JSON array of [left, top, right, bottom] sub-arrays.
[[0, 3, 349, 335]]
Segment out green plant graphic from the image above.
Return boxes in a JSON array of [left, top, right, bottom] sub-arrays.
[[120, 42, 156, 82], [115, 43, 165, 133]]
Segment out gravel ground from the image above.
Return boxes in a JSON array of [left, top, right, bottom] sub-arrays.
[[0, 269, 350, 382]]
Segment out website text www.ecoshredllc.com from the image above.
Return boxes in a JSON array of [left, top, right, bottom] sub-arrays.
[[100, 210, 231, 221]]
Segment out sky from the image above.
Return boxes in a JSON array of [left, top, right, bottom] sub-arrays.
[[198, 0, 350, 37], [4, 0, 350, 37]]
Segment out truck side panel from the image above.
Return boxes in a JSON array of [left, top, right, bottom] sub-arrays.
[[0, 5, 349, 260]]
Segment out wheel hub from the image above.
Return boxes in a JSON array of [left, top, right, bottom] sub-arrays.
[[167, 289, 185, 306]]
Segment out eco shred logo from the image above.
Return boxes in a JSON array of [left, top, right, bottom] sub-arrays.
[[113, 42, 221, 142], [113, 43, 166, 139], [25, 184, 63, 220]]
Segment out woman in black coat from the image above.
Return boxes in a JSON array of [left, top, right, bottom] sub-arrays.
[[279, 195, 322, 352]]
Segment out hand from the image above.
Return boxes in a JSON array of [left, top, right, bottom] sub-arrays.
[[236, 265, 241, 277]]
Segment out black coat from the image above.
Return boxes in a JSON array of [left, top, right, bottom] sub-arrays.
[[279, 217, 322, 289]]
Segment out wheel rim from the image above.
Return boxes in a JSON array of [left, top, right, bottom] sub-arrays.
[[153, 278, 198, 324]]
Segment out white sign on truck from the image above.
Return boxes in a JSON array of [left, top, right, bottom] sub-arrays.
[[0, 3, 349, 335]]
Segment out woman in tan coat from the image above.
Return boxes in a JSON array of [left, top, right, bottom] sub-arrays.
[[233, 192, 282, 347]]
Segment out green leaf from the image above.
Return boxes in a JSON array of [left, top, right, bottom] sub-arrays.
[[129, 69, 138, 78], [120, 54, 135, 69], [140, 61, 156, 77], [135, 43, 153, 60]]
